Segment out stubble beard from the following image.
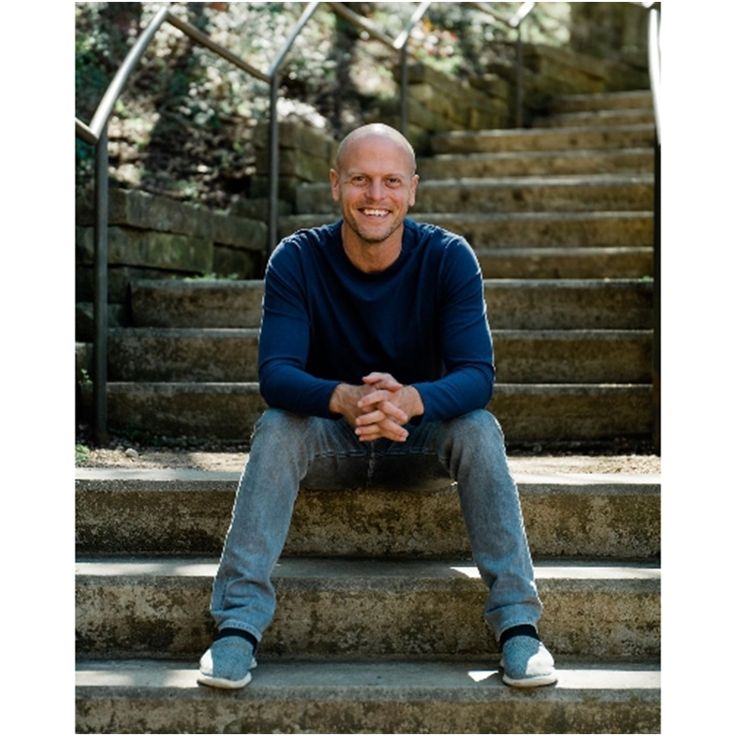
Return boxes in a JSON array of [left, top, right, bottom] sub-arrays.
[[342, 210, 404, 248]]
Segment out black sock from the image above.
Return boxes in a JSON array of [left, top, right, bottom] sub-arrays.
[[499, 624, 539, 648], [214, 627, 259, 652]]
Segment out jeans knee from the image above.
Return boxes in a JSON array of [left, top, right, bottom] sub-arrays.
[[253, 409, 311, 446], [446, 409, 504, 449]]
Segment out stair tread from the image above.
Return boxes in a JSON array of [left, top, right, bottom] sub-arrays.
[[76, 556, 661, 585], [437, 123, 654, 137], [131, 276, 651, 288], [110, 326, 652, 336], [76, 657, 660, 692], [423, 146, 654, 160], [76, 462, 660, 487], [302, 173, 654, 188], [282, 210, 651, 221]]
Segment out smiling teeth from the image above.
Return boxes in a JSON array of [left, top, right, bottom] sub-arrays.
[[363, 209, 388, 216]]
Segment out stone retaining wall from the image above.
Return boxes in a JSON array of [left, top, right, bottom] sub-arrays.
[[75, 188, 267, 339]]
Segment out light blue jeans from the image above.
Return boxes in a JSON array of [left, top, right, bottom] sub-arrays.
[[210, 408, 543, 644]]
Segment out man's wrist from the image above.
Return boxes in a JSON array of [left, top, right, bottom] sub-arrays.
[[328, 383, 349, 416], [405, 385, 425, 419]]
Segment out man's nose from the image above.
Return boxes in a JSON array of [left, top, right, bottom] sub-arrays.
[[366, 179, 384, 200]]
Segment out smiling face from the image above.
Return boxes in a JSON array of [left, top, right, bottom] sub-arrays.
[[330, 125, 419, 259]]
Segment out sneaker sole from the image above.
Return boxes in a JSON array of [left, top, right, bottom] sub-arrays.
[[502, 671, 558, 688], [196, 670, 252, 689], [196, 657, 257, 690]]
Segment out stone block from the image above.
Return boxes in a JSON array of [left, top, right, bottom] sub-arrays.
[[76, 226, 213, 274], [253, 120, 337, 159], [76, 265, 182, 304], [255, 147, 333, 181], [76, 188, 266, 252], [212, 244, 264, 279]]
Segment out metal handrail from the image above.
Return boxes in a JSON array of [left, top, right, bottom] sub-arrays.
[[467, 2, 536, 125], [645, 2, 662, 139], [74, 1, 538, 444], [644, 1, 661, 454]]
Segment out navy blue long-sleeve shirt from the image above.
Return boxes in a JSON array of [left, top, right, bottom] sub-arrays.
[[258, 218, 495, 422]]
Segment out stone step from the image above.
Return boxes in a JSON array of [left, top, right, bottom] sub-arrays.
[[476, 246, 653, 278], [75, 557, 660, 659], [75, 466, 660, 560], [108, 328, 652, 383], [131, 278, 653, 330], [534, 109, 656, 129], [418, 148, 654, 179], [549, 90, 653, 113], [81, 382, 653, 444], [296, 175, 653, 215], [280, 212, 653, 247], [75, 658, 661, 734], [430, 125, 655, 155]]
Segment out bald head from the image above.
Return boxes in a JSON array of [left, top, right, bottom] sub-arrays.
[[335, 124, 416, 175]]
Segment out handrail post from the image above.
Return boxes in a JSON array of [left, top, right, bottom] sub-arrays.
[[93, 125, 109, 446], [268, 72, 280, 255], [514, 26, 524, 127], [647, 3, 661, 454], [399, 43, 409, 135]]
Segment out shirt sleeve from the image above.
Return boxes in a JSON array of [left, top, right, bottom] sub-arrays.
[[411, 237, 495, 421], [257, 238, 340, 417]]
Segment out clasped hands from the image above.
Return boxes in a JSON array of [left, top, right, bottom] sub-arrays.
[[329, 372, 424, 443]]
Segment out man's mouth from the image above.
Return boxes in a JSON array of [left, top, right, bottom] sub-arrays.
[[359, 208, 390, 218]]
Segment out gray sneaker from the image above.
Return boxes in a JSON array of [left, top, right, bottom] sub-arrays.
[[197, 636, 257, 689], [500, 635, 558, 688]]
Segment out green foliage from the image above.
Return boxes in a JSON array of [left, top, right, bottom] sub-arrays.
[[74, 2, 574, 207], [75, 443, 91, 465], [184, 272, 240, 281]]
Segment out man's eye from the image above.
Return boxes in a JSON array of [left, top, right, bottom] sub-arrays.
[[386, 177, 401, 186], [352, 176, 367, 185]]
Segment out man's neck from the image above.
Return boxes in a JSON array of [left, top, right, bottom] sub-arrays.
[[341, 224, 404, 274]]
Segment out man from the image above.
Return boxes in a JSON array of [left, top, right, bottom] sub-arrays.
[[197, 123, 557, 689]]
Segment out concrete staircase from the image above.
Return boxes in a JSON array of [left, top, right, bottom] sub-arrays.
[[76, 89, 660, 732], [86, 89, 657, 449]]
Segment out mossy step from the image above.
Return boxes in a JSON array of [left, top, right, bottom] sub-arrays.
[[296, 175, 654, 215], [130, 278, 653, 329], [75, 557, 660, 659], [79, 382, 654, 444], [417, 148, 654, 179], [75, 658, 660, 734], [107, 328, 652, 383], [75, 466, 660, 559]]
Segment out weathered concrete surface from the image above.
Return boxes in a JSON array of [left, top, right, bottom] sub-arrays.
[[106, 327, 651, 383], [128, 278, 653, 330], [75, 467, 660, 559], [475, 246, 653, 279], [280, 211, 654, 247], [75, 659, 660, 734], [76, 188, 266, 251], [535, 108, 655, 128], [75, 558, 660, 659], [76, 302, 126, 343], [417, 148, 654, 179], [108, 328, 261, 381], [431, 125, 655, 155], [550, 90, 652, 113], [296, 175, 654, 215], [80, 382, 653, 443], [130, 279, 264, 329], [76, 226, 212, 274]]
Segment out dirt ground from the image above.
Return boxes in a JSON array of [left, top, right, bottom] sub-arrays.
[[79, 445, 660, 475]]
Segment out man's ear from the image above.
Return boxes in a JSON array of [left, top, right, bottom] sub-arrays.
[[408, 174, 419, 208], [329, 168, 340, 202]]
